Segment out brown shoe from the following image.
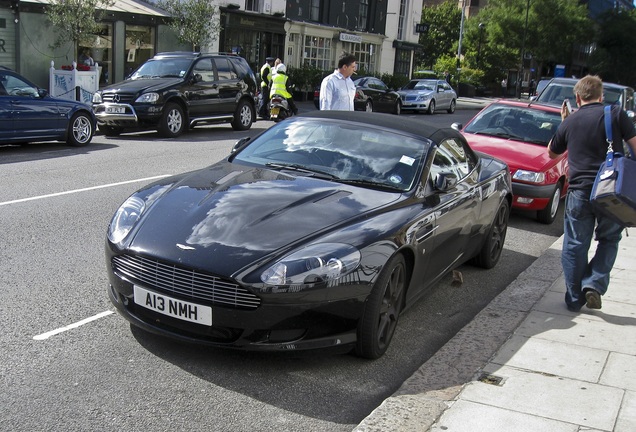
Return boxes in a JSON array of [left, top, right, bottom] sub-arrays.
[[584, 289, 602, 309]]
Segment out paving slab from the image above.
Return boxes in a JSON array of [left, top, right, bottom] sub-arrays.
[[616, 390, 636, 432], [462, 365, 623, 431], [600, 353, 636, 391]]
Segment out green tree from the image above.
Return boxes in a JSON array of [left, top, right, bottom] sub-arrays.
[[588, 9, 636, 85], [46, 0, 115, 50], [158, 0, 220, 51], [417, 1, 462, 70]]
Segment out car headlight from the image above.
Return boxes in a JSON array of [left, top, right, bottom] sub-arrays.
[[418, 94, 432, 101], [92, 92, 102, 103], [108, 196, 145, 244], [135, 92, 159, 103], [261, 243, 361, 286], [513, 169, 545, 184]]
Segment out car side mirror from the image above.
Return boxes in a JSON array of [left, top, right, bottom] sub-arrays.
[[451, 122, 463, 131], [192, 73, 203, 84], [38, 88, 48, 98], [434, 172, 458, 191]]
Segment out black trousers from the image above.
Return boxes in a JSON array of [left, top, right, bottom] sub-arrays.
[[259, 87, 270, 117]]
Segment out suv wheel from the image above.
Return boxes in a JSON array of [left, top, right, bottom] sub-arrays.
[[231, 99, 254, 131], [159, 102, 186, 137]]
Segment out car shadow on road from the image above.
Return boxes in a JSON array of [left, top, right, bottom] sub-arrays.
[[0, 141, 119, 164]]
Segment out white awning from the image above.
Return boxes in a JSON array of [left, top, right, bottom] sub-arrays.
[[21, 0, 170, 18]]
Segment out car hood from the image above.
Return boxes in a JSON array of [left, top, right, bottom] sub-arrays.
[[100, 78, 183, 94], [127, 162, 401, 276], [462, 133, 560, 173]]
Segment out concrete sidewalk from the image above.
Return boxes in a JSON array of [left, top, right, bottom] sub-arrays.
[[355, 231, 636, 431]]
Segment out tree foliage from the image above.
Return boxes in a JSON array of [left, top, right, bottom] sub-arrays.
[[417, 1, 462, 69], [588, 9, 636, 86], [158, 0, 220, 51], [46, 0, 115, 49]]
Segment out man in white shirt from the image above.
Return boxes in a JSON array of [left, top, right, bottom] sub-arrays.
[[319, 54, 357, 111]]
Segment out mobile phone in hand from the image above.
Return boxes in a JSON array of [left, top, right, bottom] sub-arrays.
[[564, 98, 573, 114]]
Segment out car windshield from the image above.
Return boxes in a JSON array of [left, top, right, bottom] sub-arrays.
[[233, 118, 430, 192], [537, 81, 627, 110], [464, 104, 561, 146], [130, 58, 193, 79], [403, 80, 435, 91]]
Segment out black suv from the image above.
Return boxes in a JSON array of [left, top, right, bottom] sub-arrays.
[[92, 52, 258, 137]]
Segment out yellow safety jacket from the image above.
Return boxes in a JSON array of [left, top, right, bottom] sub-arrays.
[[260, 63, 271, 88], [271, 73, 292, 99]]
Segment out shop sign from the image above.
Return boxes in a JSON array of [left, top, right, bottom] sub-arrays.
[[339, 33, 361, 44]]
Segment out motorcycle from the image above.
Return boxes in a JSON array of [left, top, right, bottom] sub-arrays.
[[269, 94, 293, 122]]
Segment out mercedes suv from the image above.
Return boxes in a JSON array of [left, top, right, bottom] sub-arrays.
[[92, 52, 258, 137]]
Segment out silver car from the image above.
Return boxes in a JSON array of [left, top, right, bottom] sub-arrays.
[[398, 79, 457, 114]]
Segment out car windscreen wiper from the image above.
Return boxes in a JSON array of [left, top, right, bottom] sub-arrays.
[[337, 178, 404, 192], [265, 162, 337, 180]]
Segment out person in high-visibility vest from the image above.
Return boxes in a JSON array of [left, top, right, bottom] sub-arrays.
[[259, 57, 275, 118], [270, 63, 298, 115]]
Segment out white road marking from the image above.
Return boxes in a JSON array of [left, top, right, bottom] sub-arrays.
[[33, 310, 115, 340], [0, 175, 171, 207]]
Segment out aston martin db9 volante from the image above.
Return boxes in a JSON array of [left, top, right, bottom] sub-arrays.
[[106, 111, 512, 359]]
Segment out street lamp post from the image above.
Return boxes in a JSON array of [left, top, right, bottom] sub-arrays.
[[477, 22, 485, 69], [456, 0, 466, 97]]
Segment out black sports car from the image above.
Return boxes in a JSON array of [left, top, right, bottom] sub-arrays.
[[106, 111, 512, 359]]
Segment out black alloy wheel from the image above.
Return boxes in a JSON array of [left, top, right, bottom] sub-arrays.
[[356, 254, 407, 359], [471, 199, 509, 269]]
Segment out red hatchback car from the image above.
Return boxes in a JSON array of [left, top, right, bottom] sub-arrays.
[[456, 100, 566, 224]]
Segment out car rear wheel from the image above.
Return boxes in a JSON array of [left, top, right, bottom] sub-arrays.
[[356, 254, 406, 359], [427, 100, 436, 115], [67, 112, 93, 146], [158, 102, 185, 138], [537, 183, 561, 224], [447, 99, 456, 114], [471, 199, 509, 269], [394, 100, 402, 115], [365, 100, 373, 112], [231, 99, 254, 131]]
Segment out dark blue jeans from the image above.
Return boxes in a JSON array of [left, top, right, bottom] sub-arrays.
[[562, 189, 623, 310]]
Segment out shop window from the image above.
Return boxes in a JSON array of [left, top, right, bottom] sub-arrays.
[[125, 24, 156, 77], [302, 36, 332, 70], [78, 23, 112, 86]]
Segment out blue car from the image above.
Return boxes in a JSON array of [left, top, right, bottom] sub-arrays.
[[0, 66, 96, 146]]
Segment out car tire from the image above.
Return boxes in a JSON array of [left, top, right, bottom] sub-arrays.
[[365, 100, 373, 112], [537, 183, 562, 225], [158, 102, 185, 138], [100, 125, 123, 137], [355, 254, 406, 359], [231, 99, 254, 131], [67, 112, 93, 146], [394, 100, 402, 115], [427, 100, 436, 115], [447, 99, 456, 114], [471, 199, 509, 269]]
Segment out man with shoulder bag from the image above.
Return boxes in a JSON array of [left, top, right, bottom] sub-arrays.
[[548, 75, 636, 312]]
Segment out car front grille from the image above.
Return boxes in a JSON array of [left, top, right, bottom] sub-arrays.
[[112, 254, 261, 309], [404, 95, 419, 102], [102, 93, 135, 104]]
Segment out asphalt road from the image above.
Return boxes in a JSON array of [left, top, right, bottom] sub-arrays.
[[0, 110, 563, 431]]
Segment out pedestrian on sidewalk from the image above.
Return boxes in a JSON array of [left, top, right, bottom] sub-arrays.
[[548, 75, 636, 312], [319, 53, 357, 111]]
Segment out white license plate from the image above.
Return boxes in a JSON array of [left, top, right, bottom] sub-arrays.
[[106, 106, 125, 114], [133, 285, 212, 326]]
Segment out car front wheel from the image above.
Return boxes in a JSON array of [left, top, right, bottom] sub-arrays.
[[231, 99, 254, 131], [356, 254, 406, 359], [537, 183, 561, 224], [427, 99, 436, 114], [158, 102, 185, 138], [67, 112, 93, 146], [365, 100, 373, 112], [394, 100, 402, 115]]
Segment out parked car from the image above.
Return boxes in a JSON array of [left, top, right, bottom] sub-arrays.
[[535, 77, 635, 122], [0, 66, 95, 146], [353, 76, 402, 114], [397, 79, 457, 114], [106, 110, 512, 359], [455, 100, 566, 224], [92, 52, 258, 138]]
